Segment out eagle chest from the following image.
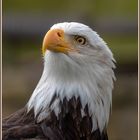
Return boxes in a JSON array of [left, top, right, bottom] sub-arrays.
[[39, 96, 108, 140]]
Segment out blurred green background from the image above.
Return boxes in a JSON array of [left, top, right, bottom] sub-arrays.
[[2, 0, 138, 140]]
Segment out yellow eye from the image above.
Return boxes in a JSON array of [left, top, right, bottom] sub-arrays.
[[75, 36, 86, 45]]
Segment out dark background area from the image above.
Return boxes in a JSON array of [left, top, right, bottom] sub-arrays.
[[2, 0, 138, 140]]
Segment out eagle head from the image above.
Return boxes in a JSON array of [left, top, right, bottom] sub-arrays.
[[27, 22, 115, 132]]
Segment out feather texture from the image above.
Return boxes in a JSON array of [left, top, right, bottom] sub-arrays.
[[3, 97, 108, 140]]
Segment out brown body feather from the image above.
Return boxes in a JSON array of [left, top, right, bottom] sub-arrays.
[[3, 97, 108, 140]]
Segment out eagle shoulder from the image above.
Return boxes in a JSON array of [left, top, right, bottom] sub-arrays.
[[2, 107, 45, 140]]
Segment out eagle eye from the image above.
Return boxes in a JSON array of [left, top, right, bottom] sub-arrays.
[[75, 36, 86, 45]]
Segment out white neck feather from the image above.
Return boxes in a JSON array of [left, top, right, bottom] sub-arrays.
[[27, 51, 115, 132]]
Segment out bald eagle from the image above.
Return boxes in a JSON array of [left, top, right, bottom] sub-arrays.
[[3, 22, 115, 140]]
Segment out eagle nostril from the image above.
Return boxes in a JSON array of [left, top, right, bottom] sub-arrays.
[[57, 32, 62, 38]]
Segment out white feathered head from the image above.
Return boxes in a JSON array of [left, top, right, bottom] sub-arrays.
[[28, 22, 116, 132]]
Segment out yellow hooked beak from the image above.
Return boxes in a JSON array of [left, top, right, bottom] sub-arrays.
[[42, 29, 76, 55]]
